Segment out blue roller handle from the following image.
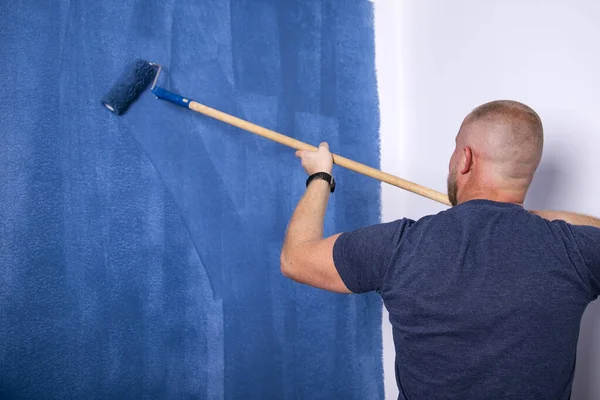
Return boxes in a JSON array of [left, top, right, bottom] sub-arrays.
[[151, 86, 192, 109]]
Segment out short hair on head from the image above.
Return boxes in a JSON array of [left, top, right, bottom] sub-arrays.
[[470, 99, 539, 118], [460, 100, 544, 184], [467, 100, 543, 145]]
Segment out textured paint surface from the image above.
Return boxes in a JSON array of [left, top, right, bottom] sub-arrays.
[[0, 0, 382, 398]]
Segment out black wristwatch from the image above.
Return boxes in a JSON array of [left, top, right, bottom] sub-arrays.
[[306, 172, 336, 193]]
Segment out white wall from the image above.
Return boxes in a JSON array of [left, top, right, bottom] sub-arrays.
[[374, 1, 600, 399]]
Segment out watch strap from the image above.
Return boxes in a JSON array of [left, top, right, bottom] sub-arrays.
[[306, 172, 335, 193]]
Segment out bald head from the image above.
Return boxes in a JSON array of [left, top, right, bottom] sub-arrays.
[[447, 100, 543, 206]]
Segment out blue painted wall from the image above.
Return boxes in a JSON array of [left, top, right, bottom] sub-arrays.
[[0, 0, 382, 398]]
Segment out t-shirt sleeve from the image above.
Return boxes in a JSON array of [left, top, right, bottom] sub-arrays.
[[332, 218, 414, 294], [571, 224, 600, 295]]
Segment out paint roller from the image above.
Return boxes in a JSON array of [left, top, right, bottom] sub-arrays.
[[101, 59, 451, 206]]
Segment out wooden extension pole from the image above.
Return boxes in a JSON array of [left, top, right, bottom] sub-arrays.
[[188, 101, 451, 206]]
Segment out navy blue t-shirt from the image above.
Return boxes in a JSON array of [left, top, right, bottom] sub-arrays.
[[333, 199, 600, 400]]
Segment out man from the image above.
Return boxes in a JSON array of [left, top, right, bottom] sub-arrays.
[[280, 100, 600, 399]]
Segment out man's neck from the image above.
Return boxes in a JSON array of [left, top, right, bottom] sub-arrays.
[[457, 185, 525, 207]]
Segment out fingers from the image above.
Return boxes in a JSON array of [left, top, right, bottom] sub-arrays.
[[295, 142, 334, 175], [296, 142, 330, 158]]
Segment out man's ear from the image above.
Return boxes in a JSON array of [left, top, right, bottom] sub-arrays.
[[459, 146, 473, 175]]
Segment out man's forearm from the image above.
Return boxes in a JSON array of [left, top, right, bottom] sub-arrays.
[[530, 210, 600, 228], [283, 180, 331, 249]]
